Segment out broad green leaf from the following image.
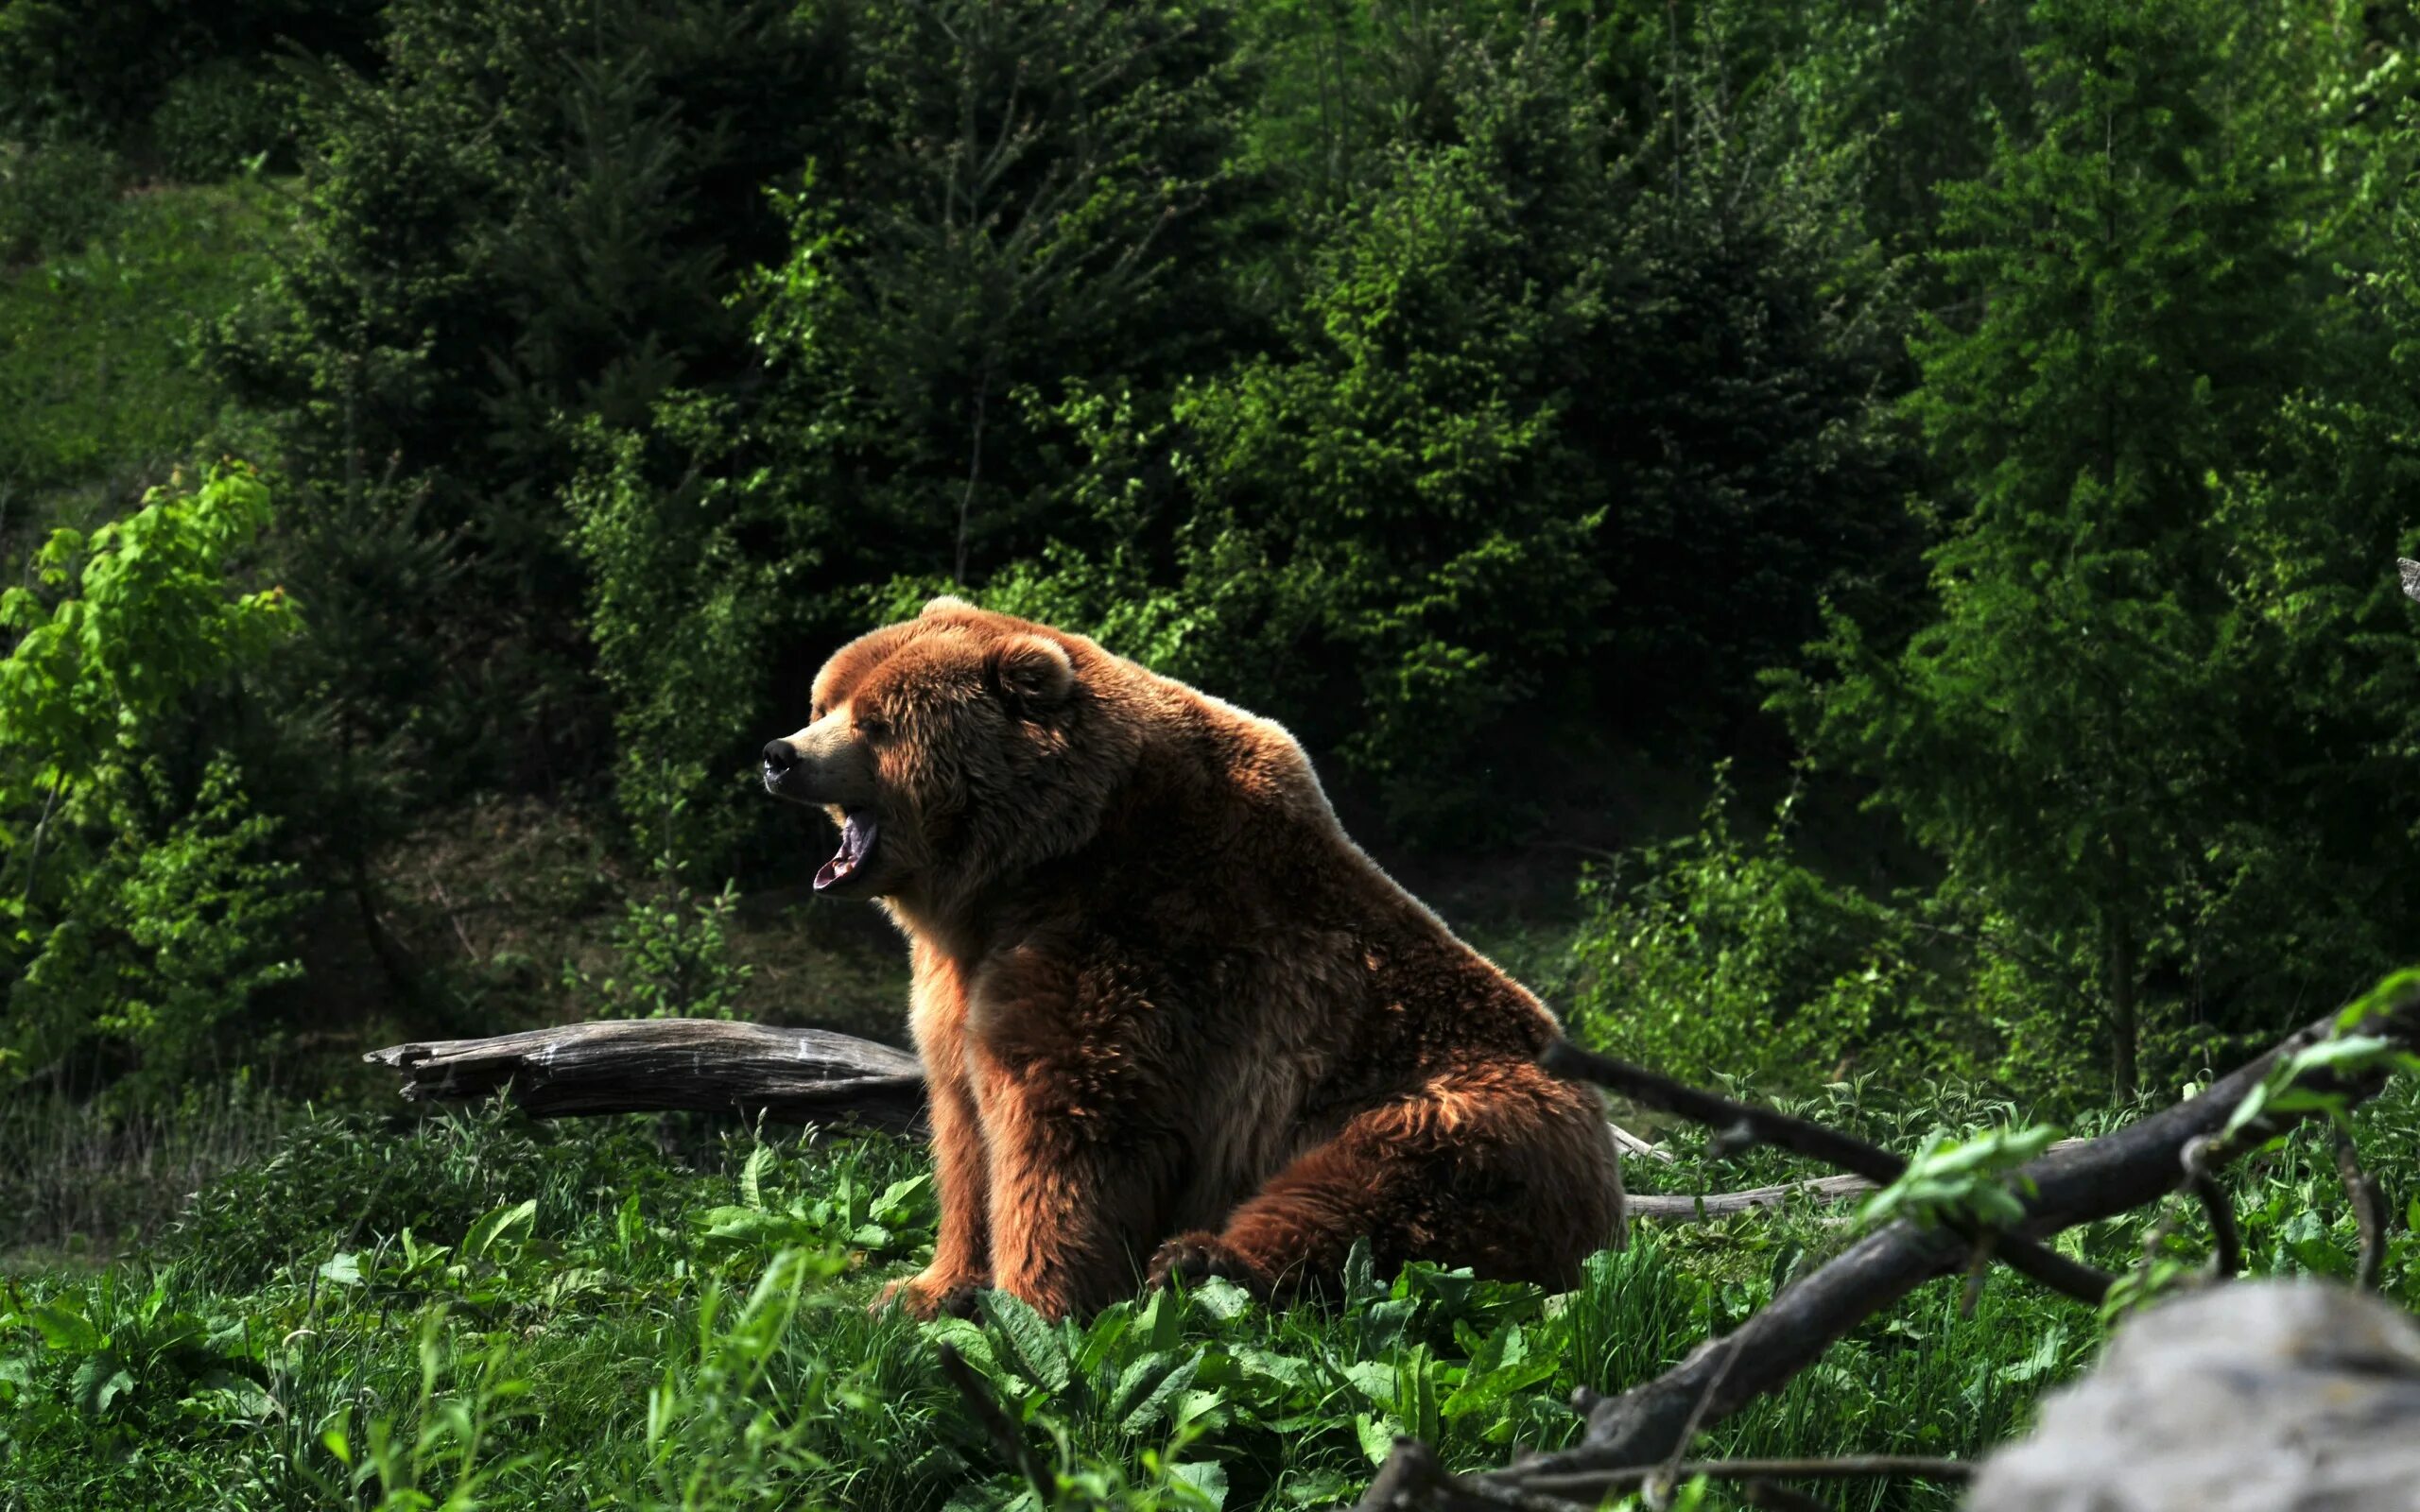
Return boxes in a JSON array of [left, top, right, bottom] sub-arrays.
[[1072, 1300, 1133, 1379], [1189, 1276, 1253, 1323], [1996, 1324, 2066, 1384], [28, 1304, 98, 1352], [1117, 1349, 1201, 1435], [2283, 1035, 2397, 1077], [465, 1199, 537, 1261], [1166, 1460, 1229, 1510], [1441, 1356, 1560, 1418], [924, 1316, 995, 1372], [1342, 1360, 1397, 1407], [1354, 1412, 1402, 1466], [873, 1173, 935, 1226], [738, 1144, 774, 1211], [189, 1369, 280, 1421], [1231, 1347, 1315, 1394], [978, 1289, 1071, 1395], [70, 1352, 133, 1417]]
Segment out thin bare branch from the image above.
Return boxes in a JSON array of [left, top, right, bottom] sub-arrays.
[[1540, 1040, 1906, 1185], [2335, 1131, 2387, 1292], [1653, 1338, 1743, 1501], [1542, 1040, 2116, 1307], [2180, 1134, 2241, 1278], [1517, 1453, 1975, 1502]]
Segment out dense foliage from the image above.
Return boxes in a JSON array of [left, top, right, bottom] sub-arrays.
[[5, 1, 2420, 1501], [0, 0, 2411, 1125], [3, 1073, 2411, 1510]]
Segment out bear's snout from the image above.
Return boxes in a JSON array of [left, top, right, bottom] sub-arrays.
[[760, 723, 881, 813], [761, 738, 802, 792]]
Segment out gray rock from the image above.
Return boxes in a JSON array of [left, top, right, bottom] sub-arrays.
[[1967, 1280, 2420, 1512]]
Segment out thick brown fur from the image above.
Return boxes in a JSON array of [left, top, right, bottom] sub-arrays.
[[765, 598, 1623, 1319]]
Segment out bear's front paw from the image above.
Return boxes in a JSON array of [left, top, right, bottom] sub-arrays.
[[872, 1270, 986, 1321], [1147, 1231, 1270, 1297]]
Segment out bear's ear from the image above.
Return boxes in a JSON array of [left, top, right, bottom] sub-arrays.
[[921, 594, 975, 619], [987, 634, 1075, 713]]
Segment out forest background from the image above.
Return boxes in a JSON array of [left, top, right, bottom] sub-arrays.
[[3, 2, 2419, 1509]]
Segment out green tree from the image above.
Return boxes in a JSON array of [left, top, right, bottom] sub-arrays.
[[1, 464, 311, 1087], [0, 0, 383, 161], [1777, 0, 2319, 1095], [569, 0, 1257, 873], [214, 0, 845, 798]]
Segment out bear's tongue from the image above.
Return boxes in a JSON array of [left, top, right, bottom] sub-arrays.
[[814, 812, 878, 891]]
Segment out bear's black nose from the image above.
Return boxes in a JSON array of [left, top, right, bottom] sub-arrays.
[[762, 739, 801, 782]]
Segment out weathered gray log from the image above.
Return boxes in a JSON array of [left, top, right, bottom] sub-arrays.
[[364, 1019, 928, 1135], [1626, 1176, 1880, 1221], [2399, 557, 2420, 601], [1625, 1141, 2089, 1221], [367, 1019, 1685, 1167], [1968, 1280, 2420, 1512]]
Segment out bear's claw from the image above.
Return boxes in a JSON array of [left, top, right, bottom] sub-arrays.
[[1147, 1231, 1269, 1297], [873, 1273, 987, 1321]]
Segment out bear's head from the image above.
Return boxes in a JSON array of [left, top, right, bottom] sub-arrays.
[[761, 597, 1137, 913]]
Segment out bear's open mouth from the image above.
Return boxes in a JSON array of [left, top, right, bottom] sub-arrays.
[[814, 810, 879, 891]]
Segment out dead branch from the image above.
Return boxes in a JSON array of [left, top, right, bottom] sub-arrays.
[[1626, 1175, 1880, 1221], [2334, 1131, 2388, 1292], [1520, 1454, 1975, 1501], [2180, 1134, 2242, 1278], [1542, 1040, 2116, 1306], [1539, 1041, 1908, 1186], [1624, 1139, 2091, 1222], [364, 1019, 928, 1136], [1354, 1443, 1971, 1512], [1359, 983, 2420, 1511]]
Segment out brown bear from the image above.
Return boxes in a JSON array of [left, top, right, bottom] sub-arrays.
[[761, 597, 1623, 1319]]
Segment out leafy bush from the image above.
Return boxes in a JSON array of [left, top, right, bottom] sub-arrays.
[[9, 1069, 2411, 1511], [148, 62, 294, 181], [1564, 767, 1943, 1090], [0, 180, 284, 507], [215, 0, 850, 802], [0, 0, 381, 156], [0, 464, 306, 1090], [0, 139, 122, 265], [562, 863, 753, 1021]]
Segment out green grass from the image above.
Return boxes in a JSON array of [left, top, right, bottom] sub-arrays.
[[4, 1075, 2412, 1512], [0, 178, 286, 535]]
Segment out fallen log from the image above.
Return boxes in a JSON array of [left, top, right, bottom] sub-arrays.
[[364, 1022, 2111, 1227], [364, 1019, 927, 1136], [365, 1019, 1684, 1165]]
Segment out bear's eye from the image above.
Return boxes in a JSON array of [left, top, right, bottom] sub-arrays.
[[856, 712, 891, 741]]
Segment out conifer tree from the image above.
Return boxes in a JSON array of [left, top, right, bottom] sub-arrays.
[[1778, 0, 2314, 1094]]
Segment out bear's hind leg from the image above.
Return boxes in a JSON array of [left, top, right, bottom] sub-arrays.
[[1150, 1064, 1621, 1303]]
